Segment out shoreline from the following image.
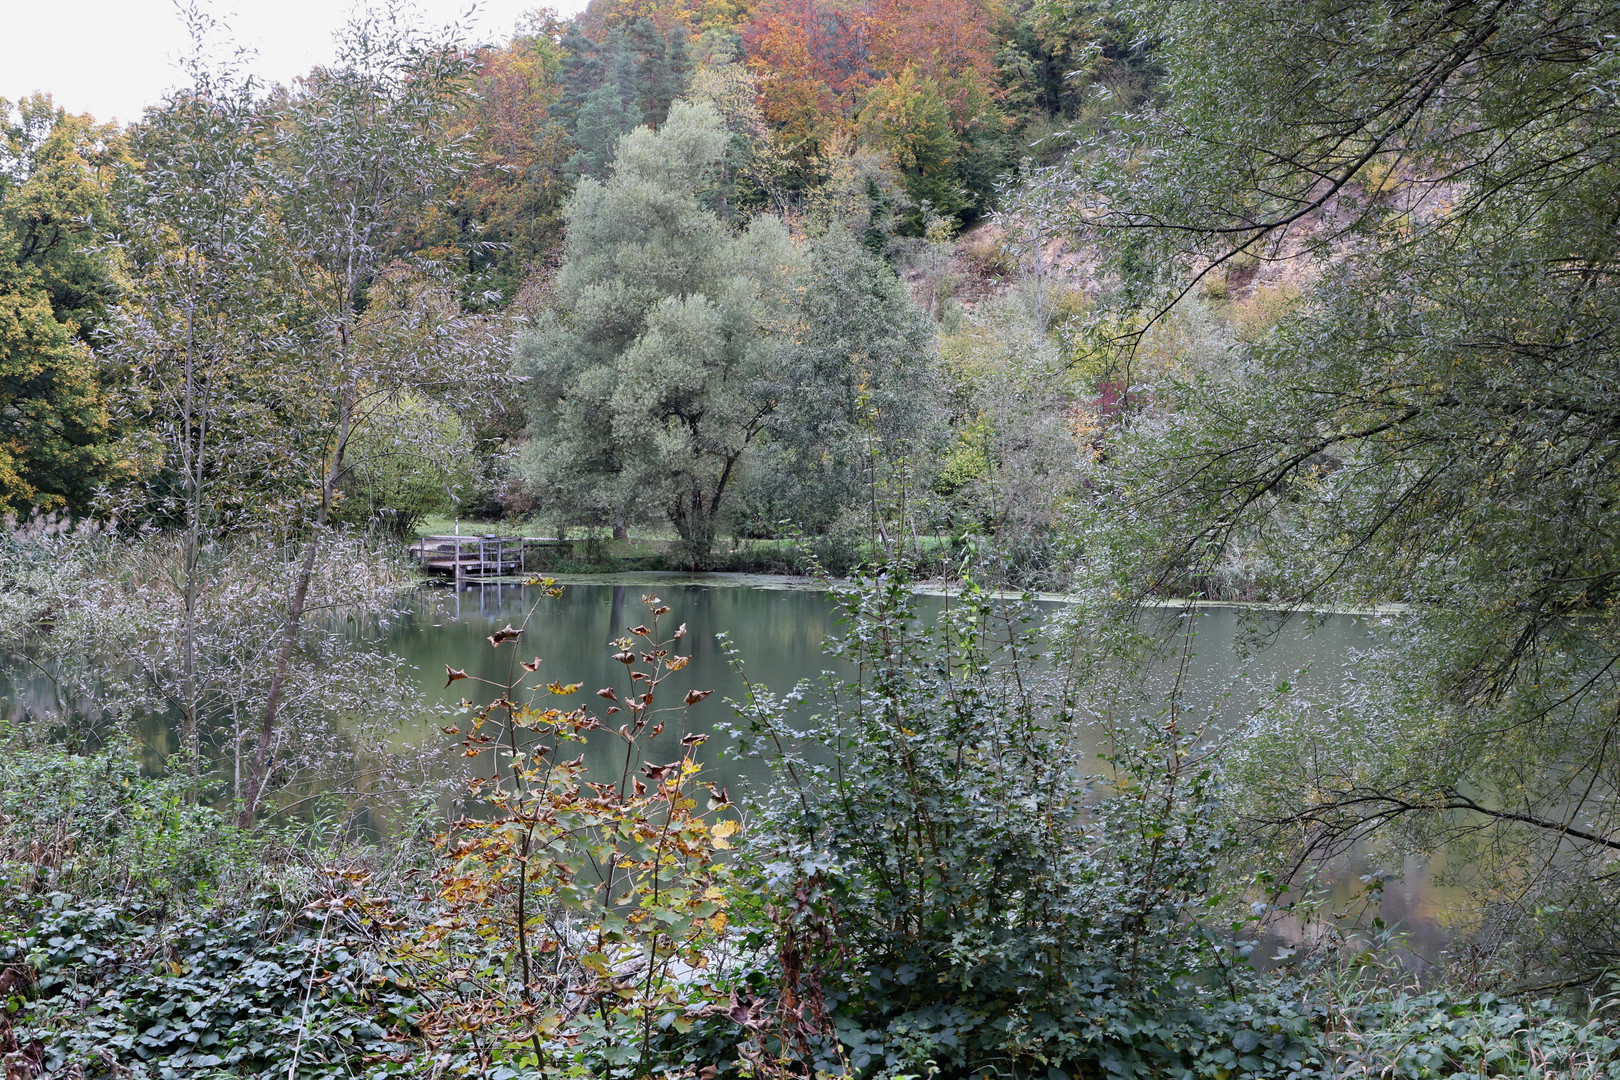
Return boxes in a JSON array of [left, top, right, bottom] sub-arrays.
[[424, 569, 1412, 618]]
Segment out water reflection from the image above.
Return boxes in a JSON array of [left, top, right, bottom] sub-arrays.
[[395, 578, 1460, 971], [0, 572, 1461, 968], [387, 577, 853, 796]]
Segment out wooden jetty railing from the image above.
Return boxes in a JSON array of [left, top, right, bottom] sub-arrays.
[[408, 535, 571, 580]]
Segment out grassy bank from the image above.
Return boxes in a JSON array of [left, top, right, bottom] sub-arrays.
[[413, 517, 966, 577]]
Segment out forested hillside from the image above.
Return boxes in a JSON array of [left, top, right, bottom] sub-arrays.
[[2, 0, 1146, 564]]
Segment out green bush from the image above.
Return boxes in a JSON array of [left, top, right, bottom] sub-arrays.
[[2, 895, 423, 1080], [714, 568, 1620, 1080], [719, 569, 1295, 1077], [330, 393, 476, 539], [0, 747, 266, 904], [5, 607, 1617, 1080]]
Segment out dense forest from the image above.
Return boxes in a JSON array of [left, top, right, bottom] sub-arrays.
[[4, 0, 1620, 1078], [0, 0, 1149, 562]]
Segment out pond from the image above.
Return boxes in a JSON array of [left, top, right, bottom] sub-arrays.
[[390, 574, 1463, 971], [389, 574, 1376, 793], [0, 570, 1462, 969]]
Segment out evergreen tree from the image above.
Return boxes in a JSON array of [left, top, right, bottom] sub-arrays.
[[554, 23, 605, 132], [559, 20, 694, 179], [566, 79, 637, 178]]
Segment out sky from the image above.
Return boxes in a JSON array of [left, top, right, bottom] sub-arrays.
[[3, 0, 585, 125]]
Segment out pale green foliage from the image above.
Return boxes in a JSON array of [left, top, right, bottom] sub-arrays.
[[518, 101, 796, 559], [519, 102, 940, 561], [736, 227, 944, 540], [330, 392, 475, 537], [1043, 0, 1620, 983], [936, 287, 1079, 577]]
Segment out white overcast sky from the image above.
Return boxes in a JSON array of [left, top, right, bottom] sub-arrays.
[[4, 0, 586, 125]]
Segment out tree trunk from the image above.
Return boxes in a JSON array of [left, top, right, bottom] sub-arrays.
[[237, 530, 320, 824], [238, 391, 353, 825]]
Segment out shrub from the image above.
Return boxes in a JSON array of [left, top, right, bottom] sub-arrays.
[[723, 568, 1319, 1078]]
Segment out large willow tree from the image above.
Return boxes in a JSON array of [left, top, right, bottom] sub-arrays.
[[517, 101, 939, 563], [1044, 0, 1620, 982]]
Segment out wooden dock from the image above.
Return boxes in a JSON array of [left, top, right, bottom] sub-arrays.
[[409, 535, 571, 580]]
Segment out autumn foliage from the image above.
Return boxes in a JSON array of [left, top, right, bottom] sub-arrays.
[[744, 0, 999, 140], [404, 587, 740, 1071]]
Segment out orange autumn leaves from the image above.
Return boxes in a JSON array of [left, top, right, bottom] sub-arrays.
[[741, 0, 1003, 159]]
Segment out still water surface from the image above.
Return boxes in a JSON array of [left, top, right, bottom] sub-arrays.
[[392, 576, 1375, 785], [391, 575, 1461, 969], [0, 571, 1458, 965]]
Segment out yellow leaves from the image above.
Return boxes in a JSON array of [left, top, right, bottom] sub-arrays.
[[522, 575, 564, 598], [419, 595, 747, 1052]]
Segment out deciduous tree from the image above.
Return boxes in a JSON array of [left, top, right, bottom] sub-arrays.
[[518, 102, 799, 561], [0, 95, 134, 512], [1047, 0, 1620, 983]]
